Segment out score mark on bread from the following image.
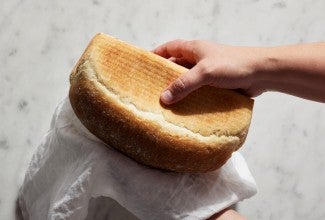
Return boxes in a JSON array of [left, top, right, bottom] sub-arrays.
[[69, 33, 254, 173]]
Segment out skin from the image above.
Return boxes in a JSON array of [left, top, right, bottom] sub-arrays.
[[206, 208, 246, 220], [153, 40, 325, 105], [153, 40, 325, 219]]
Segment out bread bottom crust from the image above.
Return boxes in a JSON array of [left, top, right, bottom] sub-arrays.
[[69, 63, 238, 173]]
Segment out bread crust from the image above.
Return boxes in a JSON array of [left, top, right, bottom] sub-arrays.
[[69, 33, 254, 172]]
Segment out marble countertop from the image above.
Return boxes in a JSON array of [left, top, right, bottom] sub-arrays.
[[1, 0, 325, 219]]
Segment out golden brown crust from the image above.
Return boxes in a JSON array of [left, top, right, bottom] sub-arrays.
[[69, 33, 254, 172]]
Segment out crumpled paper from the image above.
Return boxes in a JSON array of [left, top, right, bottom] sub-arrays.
[[18, 97, 257, 220]]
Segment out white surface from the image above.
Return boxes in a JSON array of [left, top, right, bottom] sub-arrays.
[[18, 97, 256, 220], [1, 0, 325, 219]]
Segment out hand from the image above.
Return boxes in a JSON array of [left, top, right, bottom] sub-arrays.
[[206, 208, 246, 220], [153, 40, 265, 105], [154, 40, 325, 104]]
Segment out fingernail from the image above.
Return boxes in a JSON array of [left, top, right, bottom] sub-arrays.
[[161, 90, 173, 103]]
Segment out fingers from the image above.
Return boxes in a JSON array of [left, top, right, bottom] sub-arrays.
[[155, 40, 209, 104], [168, 57, 195, 69], [153, 40, 196, 63], [160, 64, 206, 105]]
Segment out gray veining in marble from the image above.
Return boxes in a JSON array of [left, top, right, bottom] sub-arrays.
[[1, 0, 325, 219]]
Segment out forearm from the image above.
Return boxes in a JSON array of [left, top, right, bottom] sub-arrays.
[[255, 43, 325, 102]]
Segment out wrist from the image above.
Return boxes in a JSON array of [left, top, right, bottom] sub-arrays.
[[250, 47, 284, 90]]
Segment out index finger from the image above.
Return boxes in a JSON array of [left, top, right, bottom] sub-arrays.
[[153, 39, 196, 63]]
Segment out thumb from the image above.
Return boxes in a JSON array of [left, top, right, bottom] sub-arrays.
[[160, 64, 206, 105]]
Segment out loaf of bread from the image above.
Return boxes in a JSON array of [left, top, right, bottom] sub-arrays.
[[69, 33, 254, 173]]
